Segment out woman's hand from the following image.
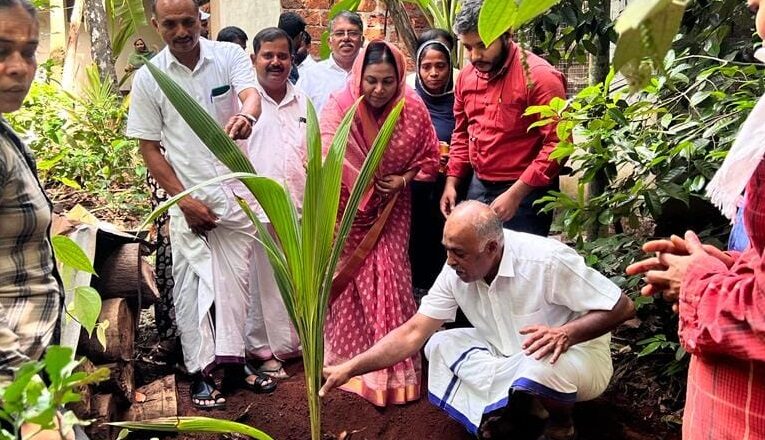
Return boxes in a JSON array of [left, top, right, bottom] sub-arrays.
[[375, 174, 407, 196]]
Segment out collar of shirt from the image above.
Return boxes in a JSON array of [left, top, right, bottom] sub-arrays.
[[165, 37, 215, 72], [474, 40, 518, 82], [325, 54, 350, 74], [255, 80, 299, 108]]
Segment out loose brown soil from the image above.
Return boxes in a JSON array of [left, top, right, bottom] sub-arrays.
[[163, 359, 680, 440]]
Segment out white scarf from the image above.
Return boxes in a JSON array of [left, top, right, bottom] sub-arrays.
[[706, 91, 765, 220]]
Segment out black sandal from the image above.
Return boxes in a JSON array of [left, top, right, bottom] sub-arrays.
[[190, 375, 226, 410], [243, 363, 277, 394], [221, 364, 278, 394]]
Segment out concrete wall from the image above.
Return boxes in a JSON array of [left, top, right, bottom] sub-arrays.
[[210, 0, 282, 52]]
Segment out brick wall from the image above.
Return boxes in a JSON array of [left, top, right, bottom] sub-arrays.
[[281, 0, 429, 62]]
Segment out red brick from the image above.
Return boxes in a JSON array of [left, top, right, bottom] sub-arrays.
[[280, 0, 304, 8], [304, 0, 331, 9], [357, 0, 378, 12], [303, 9, 323, 27]]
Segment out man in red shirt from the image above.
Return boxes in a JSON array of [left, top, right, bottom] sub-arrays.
[[440, 0, 566, 236]]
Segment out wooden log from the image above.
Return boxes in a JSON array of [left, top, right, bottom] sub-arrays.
[[78, 298, 134, 363], [88, 393, 116, 440], [123, 375, 178, 421], [92, 243, 159, 307], [95, 361, 134, 406]]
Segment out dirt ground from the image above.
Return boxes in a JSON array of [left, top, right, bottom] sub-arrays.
[[130, 307, 681, 440], [164, 360, 680, 440]]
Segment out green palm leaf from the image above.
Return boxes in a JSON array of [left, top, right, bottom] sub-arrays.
[[111, 417, 273, 440], [138, 61, 402, 440]]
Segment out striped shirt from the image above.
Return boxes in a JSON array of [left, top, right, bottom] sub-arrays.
[[679, 160, 765, 439], [0, 121, 62, 383]]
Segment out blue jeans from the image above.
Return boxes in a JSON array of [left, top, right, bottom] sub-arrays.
[[466, 175, 556, 237]]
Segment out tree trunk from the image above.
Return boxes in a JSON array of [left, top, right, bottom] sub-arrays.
[[382, 0, 418, 57], [49, 0, 67, 66], [61, 0, 85, 92], [95, 361, 135, 406], [92, 243, 160, 307], [586, 0, 611, 240], [88, 394, 117, 440], [78, 298, 136, 363], [84, 0, 119, 91]]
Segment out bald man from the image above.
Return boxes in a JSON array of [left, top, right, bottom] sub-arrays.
[[320, 201, 635, 440]]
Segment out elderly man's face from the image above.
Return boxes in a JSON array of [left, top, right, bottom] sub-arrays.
[[152, 0, 201, 55], [329, 18, 363, 64], [0, 4, 38, 114], [442, 220, 499, 283]]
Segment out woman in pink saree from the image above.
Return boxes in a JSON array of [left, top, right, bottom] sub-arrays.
[[320, 40, 440, 406]]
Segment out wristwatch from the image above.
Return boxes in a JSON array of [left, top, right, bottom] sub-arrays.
[[236, 112, 258, 126]]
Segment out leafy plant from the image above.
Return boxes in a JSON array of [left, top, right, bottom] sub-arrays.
[[0, 346, 110, 440], [6, 65, 148, 219], [405, 0, 461, 34], [117, 55, 402, 440], [476, 0, 690, 89]]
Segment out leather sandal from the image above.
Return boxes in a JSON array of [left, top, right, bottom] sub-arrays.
[[190, 375, 225, 410]]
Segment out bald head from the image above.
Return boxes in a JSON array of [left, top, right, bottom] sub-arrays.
[[152, 0, 197, 16], [446, 201, 504, 249], [443, 201, 504, 283]]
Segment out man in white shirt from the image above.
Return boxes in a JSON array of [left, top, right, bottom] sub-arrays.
[[320, 201, 635, 440], [242, 27, 306, 380], [296, 11, 364, 113], [127, 0, 275, 410]]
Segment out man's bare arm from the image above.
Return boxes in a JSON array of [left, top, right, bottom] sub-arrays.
[[139, 139, 217, 234], [320, 313, 444, 396]]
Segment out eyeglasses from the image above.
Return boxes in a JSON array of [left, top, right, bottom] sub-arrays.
[[331, 30, 362, 39]]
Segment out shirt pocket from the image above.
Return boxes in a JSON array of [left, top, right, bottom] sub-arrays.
[[211, 85, 238, 125], [493, 101, 529, 136], [510, 309, 548, 332]]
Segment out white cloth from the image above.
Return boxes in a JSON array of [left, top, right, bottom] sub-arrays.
[[246, 231, 301, 361], [297, 55, 317, 74], [170, 206, 256, 373], [296, 55, 350, 113], [126, 39, 258, 373], [241, 80, 306, 361], [127, 38, 257, 218], [419, 230, 621, 433], [241, 81, 308, 222], [706, 92, 765, 220]]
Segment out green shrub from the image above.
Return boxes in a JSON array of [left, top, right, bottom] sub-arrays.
[[7, 66, 149, 219]]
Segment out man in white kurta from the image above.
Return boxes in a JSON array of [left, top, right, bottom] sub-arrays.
[[320, 201, 635, 440], [242, 28, 306, 377], [295, 11, 364, 113], [127, 0, 272, 407]]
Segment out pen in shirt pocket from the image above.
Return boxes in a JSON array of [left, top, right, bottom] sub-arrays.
[[210, 84, 231, 103]]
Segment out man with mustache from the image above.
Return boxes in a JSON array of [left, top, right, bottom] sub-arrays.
[[440, 0, 567, 238], [296, 10, 364, 113], [241, 27, 307, 381], [127, 0, 276, 410], [321, 201, 635, 440]]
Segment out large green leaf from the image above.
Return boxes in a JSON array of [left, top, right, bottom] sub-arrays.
[[51, 235, 96, 275], [111, 417, 274, 440], [478, 0, 561, 46], [68, 286, 101, 336], [613, 0, 689, 90]]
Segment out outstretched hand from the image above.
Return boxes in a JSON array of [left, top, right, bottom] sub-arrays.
[[319, 364, 352, 398], [520, 325, 570, 364]]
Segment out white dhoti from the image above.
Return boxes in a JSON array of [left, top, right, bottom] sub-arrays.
[[245, 228, 300, 361], [170, 207, 256, 374], [424, 328, 613, 435]]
